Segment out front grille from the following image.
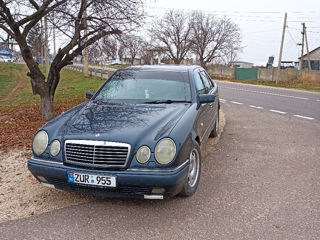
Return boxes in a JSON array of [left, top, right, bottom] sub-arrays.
[[65, 140, 130, 168]]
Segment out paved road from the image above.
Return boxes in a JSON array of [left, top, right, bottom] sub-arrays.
[[217, 81, 320, 120], [1, 87, 319, 239]]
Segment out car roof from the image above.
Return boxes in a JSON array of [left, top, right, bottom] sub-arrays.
[[121, 65, 202, 73]]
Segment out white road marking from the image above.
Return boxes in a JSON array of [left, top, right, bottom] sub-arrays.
[[293, 115, 314, 120], [249, 105, 264, 109], [216, 80, 320, 96], [317, 99, 320, 102], [219, 86, 310, 101], [269, 109, 287, 114], [221, 98, 317, 120], [230, 101, 243, 105]]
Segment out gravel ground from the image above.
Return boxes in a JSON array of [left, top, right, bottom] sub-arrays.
[[0, 151, 93, 223], [0, 111, 225, 224]]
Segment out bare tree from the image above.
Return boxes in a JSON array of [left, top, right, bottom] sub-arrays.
[[140, 41, 153, 65], [149, 10, 192, 64], [222, 45, 242, 65], [0, 0, 143, 120], [120, 34, 144, 64], [101, 35, 118, 61], [88, 44, 101, 64], [190, 11, 240, 68], [118, 40, 125, 62], [27, 23, 43, 58]]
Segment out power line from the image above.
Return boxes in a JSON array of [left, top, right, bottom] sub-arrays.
[[287, 29, 300, 52]]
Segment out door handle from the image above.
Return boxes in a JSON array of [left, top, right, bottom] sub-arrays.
[[210, 103, 214, 107]]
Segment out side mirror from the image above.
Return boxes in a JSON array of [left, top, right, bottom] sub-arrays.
[[86, 91, 95, 99], [198, 94, 215, 104]]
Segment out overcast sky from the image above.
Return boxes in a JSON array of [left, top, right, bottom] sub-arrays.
[[144, 0, 320, 65]]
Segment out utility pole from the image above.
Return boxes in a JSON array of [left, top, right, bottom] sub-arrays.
[[277, 12, 287, 84], [44, 15, 49, 78], [40, 17, 43, 63], [303, 23, 311, 70], [53, 12, 56, 58], [6, 34, 10, 50], [83, 9, 89, 77], [298, 23, 305, 70]]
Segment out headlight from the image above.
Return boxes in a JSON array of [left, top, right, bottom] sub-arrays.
[[155, 138, 176, 165], [32, 130, 48, 155], [50, 140, 61, 156], [136, 146, 151, 163]]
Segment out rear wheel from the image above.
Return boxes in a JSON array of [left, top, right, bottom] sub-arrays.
[[210, 111, 219, 138], [180, 142, 201, 197]]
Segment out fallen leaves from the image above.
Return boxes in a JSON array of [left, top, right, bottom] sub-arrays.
[[0, 104, 73, 152]]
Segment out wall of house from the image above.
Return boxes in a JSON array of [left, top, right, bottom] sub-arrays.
[[301, 48, 320, 61], [207, 65, 235, 79], [207, 65, 320, 82]]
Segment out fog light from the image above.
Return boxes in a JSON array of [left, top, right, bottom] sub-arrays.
[[41, 183, 55, 189], [36, 175, 47, 183], [144, 195, 163, 200], [152, 188, 165, 194], [50, 140, 61, 156]]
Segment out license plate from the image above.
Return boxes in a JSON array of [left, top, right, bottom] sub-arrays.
[[67, 172, 116, 187]]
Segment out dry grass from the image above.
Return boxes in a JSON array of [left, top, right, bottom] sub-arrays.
[[298, 71, 320, 85], [216, 71, 320, 92]]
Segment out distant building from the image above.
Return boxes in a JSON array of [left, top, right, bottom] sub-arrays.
[[299, 46, 320, 70], [280, 61, 299, 69], [229, 61, 253, 68]]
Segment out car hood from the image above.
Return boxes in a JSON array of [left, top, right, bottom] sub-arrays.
[[58, 101, 190, 148]]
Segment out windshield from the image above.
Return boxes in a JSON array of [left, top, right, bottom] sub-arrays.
[[95, 70, 191, 102]]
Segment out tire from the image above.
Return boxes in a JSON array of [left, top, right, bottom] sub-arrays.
[[209, 111, 219, 138], [180, 141, 201, 197]]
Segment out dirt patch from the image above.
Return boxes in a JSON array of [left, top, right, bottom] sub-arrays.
[[0, 150, 93, 223], [0, 110, 225, 224]]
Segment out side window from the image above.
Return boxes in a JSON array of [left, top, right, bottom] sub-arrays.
[[200, 71, 213, 92], [204, 71, 215, 88], [194, 71, 206, 94]]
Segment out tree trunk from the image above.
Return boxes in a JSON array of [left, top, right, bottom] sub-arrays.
[[199, 56, 206, 69], [40, 93, 54, 121], [200, 62, 206, 69]]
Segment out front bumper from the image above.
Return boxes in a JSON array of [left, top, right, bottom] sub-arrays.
[[28, 157, 189, 199]]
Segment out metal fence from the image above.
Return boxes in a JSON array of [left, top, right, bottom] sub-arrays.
[[235, 68, 258, 80]]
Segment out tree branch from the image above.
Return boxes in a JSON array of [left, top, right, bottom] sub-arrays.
[[0, 23, 15, 38], [28, 0, 40, 10]]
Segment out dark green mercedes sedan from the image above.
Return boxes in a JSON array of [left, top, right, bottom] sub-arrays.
[[28, 65, 220, 199]]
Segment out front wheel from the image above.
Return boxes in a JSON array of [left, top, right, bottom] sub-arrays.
[[180, 142, 201, 197]]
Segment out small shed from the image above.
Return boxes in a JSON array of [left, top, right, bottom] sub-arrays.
[[229, 61, 254, 68]]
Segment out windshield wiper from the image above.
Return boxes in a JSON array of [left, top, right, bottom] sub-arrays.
[[143, 100, 191, 104], [92, 99, 107, 104]]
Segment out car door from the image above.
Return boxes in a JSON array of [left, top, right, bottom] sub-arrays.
[[199, 70, 218, 139], [193, 69, 210, 144]]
